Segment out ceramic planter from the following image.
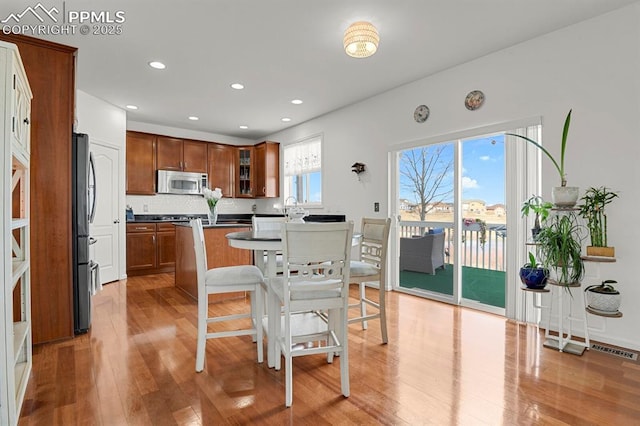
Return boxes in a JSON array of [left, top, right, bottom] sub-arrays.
[[519, 266, 549, 289], [552, 186, 579, 207], [585, 281, 621, 312]]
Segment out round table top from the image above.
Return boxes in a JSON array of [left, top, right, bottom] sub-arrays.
[[226, 230, 281, 241]]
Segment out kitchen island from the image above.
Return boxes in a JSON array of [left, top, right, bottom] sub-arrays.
[[174, 222, 252, 300]]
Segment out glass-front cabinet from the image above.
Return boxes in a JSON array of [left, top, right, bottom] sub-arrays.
[[236, 147, 254, 197]]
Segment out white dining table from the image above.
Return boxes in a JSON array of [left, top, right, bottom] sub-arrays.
[[226, 229, 283, 368], [226, 228, 361, 368]]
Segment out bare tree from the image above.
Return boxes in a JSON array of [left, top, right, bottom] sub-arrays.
[[400, 145, 454, 221]]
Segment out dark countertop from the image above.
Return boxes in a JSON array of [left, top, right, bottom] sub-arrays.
[[127, 213, 345, 225]]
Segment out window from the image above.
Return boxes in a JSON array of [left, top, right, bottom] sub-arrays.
[[283, 135, 322, 206]]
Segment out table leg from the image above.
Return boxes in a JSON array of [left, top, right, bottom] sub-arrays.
[[266, 250, 277, 368]]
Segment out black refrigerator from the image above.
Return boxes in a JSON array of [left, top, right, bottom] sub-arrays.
[[72, 132, 98, 334]]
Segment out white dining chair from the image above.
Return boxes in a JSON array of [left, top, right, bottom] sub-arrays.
[[251, 216, 287, 274], [349, 217, 391, 343], [269, 221, 354, 407], [191, 219, 264, 372]]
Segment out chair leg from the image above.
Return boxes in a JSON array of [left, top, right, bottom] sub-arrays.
[[254, 287, 264, 363], [379, 285, 388, 344], [250, 290, 257, 343], [339, 308, 350, 398], [359, 282, 368, 330], [195, 296, 207, 372]]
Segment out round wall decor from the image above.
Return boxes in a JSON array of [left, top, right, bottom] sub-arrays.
[[414, 104, 430, 123], [465, 90, 485, 110]]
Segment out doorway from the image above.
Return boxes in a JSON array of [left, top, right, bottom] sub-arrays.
[[395, 132, 506, 315]]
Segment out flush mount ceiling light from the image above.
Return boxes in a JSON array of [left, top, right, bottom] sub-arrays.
[[291, 99, 303, 105], [188, 116, 199, 121], [148, 61, 166, 69], [281, 117, 291, 122], [239, 125, 249, 129], [343, 21, 379, 58], [125, 104, 138, 110], [230, 83, 244, 90]]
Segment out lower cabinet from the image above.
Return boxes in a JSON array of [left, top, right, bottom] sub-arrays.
[[126, 223, 176, 276]]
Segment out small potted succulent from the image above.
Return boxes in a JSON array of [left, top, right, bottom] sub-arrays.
[[519, 252, 549, 289], [521, 195, 553, 239], [585, 280, 621, 313], [578, 186, 618, 257]]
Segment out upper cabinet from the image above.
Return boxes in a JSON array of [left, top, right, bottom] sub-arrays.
[[208, 143, 234, 198], [157, 137, 207, 173], [126, 131, 156, 195], [255, 141, 280, 198], [125, 131, 279, 198], [236, 146, 254, 198]]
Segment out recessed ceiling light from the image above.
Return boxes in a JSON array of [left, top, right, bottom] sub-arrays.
[[188, 116, 199, 121], [125, 105, 138, 110], [281, 117, 291, 122], [230, 83, 244, 90], [239, 125, 249, 129], [148, 61, 166, 69], [291, 99, 303, 105]]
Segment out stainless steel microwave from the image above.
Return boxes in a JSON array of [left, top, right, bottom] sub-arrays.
[[157, 170, 208, 195]]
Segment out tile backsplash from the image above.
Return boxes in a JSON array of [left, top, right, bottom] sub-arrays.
[[126, 194, 255, 215]]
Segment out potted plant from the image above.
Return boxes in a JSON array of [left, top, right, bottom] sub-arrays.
[[519, 252, 549, 289], [578, 186, 618, 257], [535, 212, 585, 287], [585, 280, 621, 313], [506, 109, 579, 207], [521, 195, 553, 239]]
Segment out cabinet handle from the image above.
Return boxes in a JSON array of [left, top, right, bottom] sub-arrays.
[[183, 162, 187, 169], [135, 227, 148, 230], [114, 219, 120, 224], [153, 235, 156, 243], [23, 118, 30, 125]]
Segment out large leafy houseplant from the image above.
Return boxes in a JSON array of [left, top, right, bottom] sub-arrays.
[[506, 109, 578, 206], [578, 186, 618, 257], [536, 212, 585, 287]]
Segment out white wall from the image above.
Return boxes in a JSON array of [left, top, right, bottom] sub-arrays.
[[265, 5, 640, 350], [75, 90, 127, 280]]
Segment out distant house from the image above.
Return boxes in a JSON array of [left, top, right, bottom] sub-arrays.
[[463, 199, 486, 214], [487, 204, 506, 217], [399, 199, 415, 211]]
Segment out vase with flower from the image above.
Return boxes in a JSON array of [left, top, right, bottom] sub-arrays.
[[203, 187, 223, 224]]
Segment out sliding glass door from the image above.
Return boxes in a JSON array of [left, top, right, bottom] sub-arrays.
[[396, 133, 506, 314]]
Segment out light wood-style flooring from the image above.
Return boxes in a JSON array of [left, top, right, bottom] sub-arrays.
[[19, 273, 640, 425]]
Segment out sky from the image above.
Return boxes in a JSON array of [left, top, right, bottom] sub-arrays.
[[399, 133, 506, 206]]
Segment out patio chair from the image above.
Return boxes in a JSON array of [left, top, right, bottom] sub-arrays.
[[399, 232, 446, 275]]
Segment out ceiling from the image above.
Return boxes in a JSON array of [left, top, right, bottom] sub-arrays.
[[2, 0, 637, 139]]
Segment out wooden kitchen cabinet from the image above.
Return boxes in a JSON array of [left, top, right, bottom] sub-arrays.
[[255, 141, 280, 198], [235, 146, 255, 197], [0, 34, 77, 344], [208, 143, 235, 197], [126, 131, 156, 195], [157, 137, 207, 172], [157, 223, 177, 268], [126, 223, 176, 276]]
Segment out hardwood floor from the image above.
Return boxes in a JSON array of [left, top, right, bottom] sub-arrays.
[[19, 273, 640, 425]]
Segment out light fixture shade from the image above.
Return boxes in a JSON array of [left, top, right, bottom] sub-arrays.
[[343, 21, 379, 58]]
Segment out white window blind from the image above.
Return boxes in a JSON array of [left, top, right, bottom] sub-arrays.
[[284, 136, 322, 176]]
